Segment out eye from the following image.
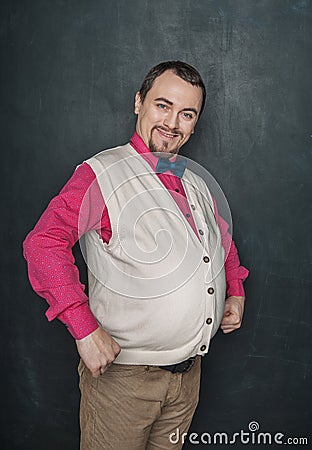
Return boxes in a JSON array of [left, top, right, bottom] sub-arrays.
[[182, 112, 193, 120], [157, 103, 167, 110]]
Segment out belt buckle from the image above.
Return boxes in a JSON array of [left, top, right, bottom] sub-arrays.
[[174, 357, 195, 373], [184, 357, 195, 373]]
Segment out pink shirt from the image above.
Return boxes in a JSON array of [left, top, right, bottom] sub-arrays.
[[23, 133, 249, 339]]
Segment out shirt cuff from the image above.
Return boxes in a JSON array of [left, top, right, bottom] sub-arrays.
[[226, 279, 246, 298], [57, 302, 99, 340], [226, 266, 249, 298], [42, 283, 99, 339]]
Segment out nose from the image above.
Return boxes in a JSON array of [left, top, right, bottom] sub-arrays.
[[163, 110, 179, 130]]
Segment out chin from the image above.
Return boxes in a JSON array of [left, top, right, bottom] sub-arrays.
[[149, 139, 181, 155]]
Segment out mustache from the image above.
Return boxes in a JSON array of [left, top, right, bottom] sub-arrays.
[[152, 125, 183, 137]]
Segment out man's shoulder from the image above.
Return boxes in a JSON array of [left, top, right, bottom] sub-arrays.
[[83, 142, 139, 178], [84, 142, 134, 168], [89, 142, 132, 161]]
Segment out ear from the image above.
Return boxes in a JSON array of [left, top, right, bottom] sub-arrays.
[[134, 92, 142, 115]]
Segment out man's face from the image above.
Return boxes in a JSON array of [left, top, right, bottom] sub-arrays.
[[134, 70, 203, 156]]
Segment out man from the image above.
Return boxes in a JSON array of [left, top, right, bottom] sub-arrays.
[[24, 61, 248, 449]]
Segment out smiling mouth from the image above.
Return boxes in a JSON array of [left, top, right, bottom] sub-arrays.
[[156, 127, 181, 139]]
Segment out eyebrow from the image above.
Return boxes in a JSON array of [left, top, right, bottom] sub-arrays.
[[154, 97, 198, 116]]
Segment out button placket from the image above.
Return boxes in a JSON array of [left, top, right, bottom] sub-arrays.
[[187, 198, 209, 246], [199, 268, 215, 355], [187, 196, 215, 357], [201, 254, 215, 352]]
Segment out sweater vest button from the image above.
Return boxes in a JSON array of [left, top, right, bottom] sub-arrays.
[[206, 318, 213, 325], [200, 345, 207, 352], [203, 256, 210, 263], [207, 287, 214, 294]]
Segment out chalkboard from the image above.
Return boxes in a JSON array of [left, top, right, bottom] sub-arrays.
[[1, 0, 311, 448]]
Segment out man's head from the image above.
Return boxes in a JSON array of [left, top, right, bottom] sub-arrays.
[[134, 61, 206, 156]]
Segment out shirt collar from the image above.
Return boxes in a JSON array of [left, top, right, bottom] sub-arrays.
[[129, 132, 179, 173], [129, 132, 158, 171]]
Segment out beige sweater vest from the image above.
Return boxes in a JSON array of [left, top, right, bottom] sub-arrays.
[[82, 143, 226, 365]]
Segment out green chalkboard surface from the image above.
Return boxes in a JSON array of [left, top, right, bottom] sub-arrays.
[[1, 1, 311, 448]]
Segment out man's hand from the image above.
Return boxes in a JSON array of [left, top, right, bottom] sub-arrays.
[[220, 296, 245, 334], [76, 327, 121, 378]]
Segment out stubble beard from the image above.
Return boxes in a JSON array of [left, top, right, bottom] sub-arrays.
[[149, 127, 181, 157]]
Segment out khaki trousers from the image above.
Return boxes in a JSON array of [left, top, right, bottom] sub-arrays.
[[78, 356, 201, 450]]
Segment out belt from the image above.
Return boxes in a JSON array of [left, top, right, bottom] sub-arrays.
[[159, 357, 196, 374]]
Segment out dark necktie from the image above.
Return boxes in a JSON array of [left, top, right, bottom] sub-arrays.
[[156, 157, 187, 178]]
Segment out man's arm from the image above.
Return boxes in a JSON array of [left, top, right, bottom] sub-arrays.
[[220, 295, 245, 334], [76, 327, 120, 377], [213, 200, 249, 334], [23, 162, 120, 376]]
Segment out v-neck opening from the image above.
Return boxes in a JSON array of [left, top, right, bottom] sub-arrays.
[[127, 143, 204, 248]]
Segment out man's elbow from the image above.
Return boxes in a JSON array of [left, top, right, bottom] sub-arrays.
[[23, 230, 40, 260]]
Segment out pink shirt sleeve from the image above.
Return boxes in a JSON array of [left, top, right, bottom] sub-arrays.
[[212, 198, 249, 297], [24, 159, 248, 340], [23, 162, 110, 339]]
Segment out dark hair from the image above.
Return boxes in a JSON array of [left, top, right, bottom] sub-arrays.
[[139, 61, 206, 117]]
